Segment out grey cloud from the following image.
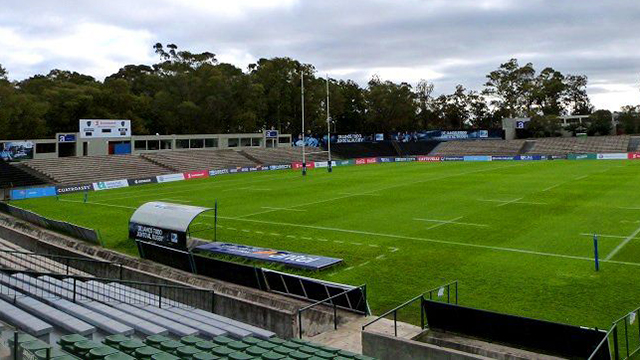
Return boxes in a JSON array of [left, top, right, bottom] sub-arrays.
[[1, 0, 639, 109]]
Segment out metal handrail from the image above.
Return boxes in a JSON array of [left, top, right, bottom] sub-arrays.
[[297, 284, 367, 338], [0, 268, 215, 313], [362, 280, 458, 336], [587, 324, 616, 360]]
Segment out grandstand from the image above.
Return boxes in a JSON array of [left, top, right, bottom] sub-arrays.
[[141, 149, 257, 173], [0, 235, 366, 359], [24, 155, 174, 185], [429, 139, 527, 156], [239, 147, 332, 166], [526, 135, 630, 155], [0, 161, 46, 189]]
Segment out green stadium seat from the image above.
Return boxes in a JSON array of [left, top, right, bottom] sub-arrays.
[[194, 340, 218, 352], [145, 335, 172, 347], [33, 348, 72, 359], [242, 336, 262, 346], [211, 346, 236, 357], [289, 350, 313, 359], [104, 334, 131, 347], [282, 341, 303, 350], [176, 346, 201, 358], [72, 340, 102, 357], [135, 346, 164, 358], [192, 353, 220, 360], [58, 334, 87, 348], [246, 345, 269, 357], [213, 335, 235, 346], [104, 353, 135, 360], [228, 352, 254, 360], [255, 341, 278, 350], [260, 351, 286, 359], [298, 345, 318, 354], [312, 351, 335, 359], [354, 355, 376, 360], [273, 346, 295, 356], [267, 338, 286, 346], [20, 340, 51, 356], [228, 341, 251, 351], [160, 340, 184, 354], [151, 353, 180, 360], [181, 335, 206, 346], [88, 345, 120, 359], [119, 340, 146, 354], [337, 349, 358, 358]]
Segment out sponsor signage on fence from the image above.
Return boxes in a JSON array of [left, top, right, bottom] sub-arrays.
[[10, 186, 57, 200], [195, 242, 343, 270], [395, 157, 416, 162], [417, 156, 442, 162], [57, 134, 76, 142], [515, 155, 544, 161], [291, 162, 315, 170], [628, 153, 640, 160], [127, 177, 158, 186], [269, 164, 291, 170], [56, 184, 93, 195], [365, 157, 378, 164], [492, 156, 515, 161], [597, 153, 628, 160], [93, 179, 129, 191], [209, 169, 230, 176], [379, 157, 395, 163], [129, 223, 187, 249], [157, 173, 186, 183], [463, 156, 492, 162], [568, 153, 597, 160], [336, 134, 365, 143], [184, 170, 209, 180], [443, 156, 464, 161], [355, 158, 367, 165]]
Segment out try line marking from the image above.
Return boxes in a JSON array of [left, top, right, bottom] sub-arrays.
[[414, 217, 488, 228], [478, 198, 547, 206], [54, 198, 640, 268], [261, 207, 306, 212]]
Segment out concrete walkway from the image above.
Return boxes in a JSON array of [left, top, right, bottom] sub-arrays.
[[307, 316, 422, 354]]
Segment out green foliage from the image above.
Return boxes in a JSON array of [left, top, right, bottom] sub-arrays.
[[587, 110, 612, 136], [527, 115, 562, 137], [618, 106, 640, 134], [0, 50, 599, 139]]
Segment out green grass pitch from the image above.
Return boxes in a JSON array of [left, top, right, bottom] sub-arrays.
[[12, 160, 640, 328]]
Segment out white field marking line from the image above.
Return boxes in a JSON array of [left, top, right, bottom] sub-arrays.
[[301, 236, 313, 240], [359, 261, 370, 267], [338, 192, 381, 197], [227, 227, 236, 230], [496, 197, 524, 207], [542, 184, 562, 192], [621, 220, 640, 224], [619, 207, 640, 210], [414, 217, 488, 228], [368, 244, 379, 248], [215, 215, 640, 267], [255, 231, 264, 234], [605, 224, 640, 260], [260, 207, 306, 212], [238, 163, 521, 218], [477, 198, 546, 207], [575, 175, 589, 180], [423, 216, 463, 231], [375, 255, 386, 260], [579, 233, 629, 239], [286, 235, 296, 239], [57, 199, 136, 210], [159, 198, 193, 203], [236, 187, 272, 191], [241, 229, 250, 233], [269, 233, 280, 236]]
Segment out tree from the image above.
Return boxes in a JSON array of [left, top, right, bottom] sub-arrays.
[[365, 76, 416, 132], [0, 64, 7, 81], [526, 115, 562, 138], [483, 58, 535, 117], [587, 110, 612, 136]]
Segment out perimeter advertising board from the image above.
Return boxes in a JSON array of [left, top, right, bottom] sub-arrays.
[[184, 170, 209, 180], [156, 173, 186, 183], [93, 179, 129, 191], [10, 187, 57, 200], [129, 223, 187, 249], [195, 242, 343, 270], [128, 177, 158, 186], [417, 156, 442, 162], [56, 184, 93, 195], [597, 153, 627, 160]]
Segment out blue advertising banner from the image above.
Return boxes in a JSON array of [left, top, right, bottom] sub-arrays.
[[57, 134, 76, 142], [10, 186, 57, 200], [515, 155, 544, 161], [463, 156, 492, 162], [195, 242, 343, 270], [441, 156, 463, 161], [378, 157, 396, 163]]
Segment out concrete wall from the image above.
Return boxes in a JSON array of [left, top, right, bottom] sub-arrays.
[[0, 212, 347, 338], [362, 330, 487, 360]]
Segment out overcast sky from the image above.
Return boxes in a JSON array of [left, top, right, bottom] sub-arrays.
[[1, 0, 639, 110]]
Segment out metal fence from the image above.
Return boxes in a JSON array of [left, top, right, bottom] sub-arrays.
[[0, 249, 122, 278], [361, 281, 458, 336], [297, 284, 367, 338], [0, 269, 215, 313], [589, 306, 640, 360]]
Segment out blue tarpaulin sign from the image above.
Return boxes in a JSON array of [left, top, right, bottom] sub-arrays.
[[195, 242, 343, 270], [10, 186, 57, 200]]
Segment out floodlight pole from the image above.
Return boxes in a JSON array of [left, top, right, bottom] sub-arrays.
[[301, 72, 307, 176], [326, 74, 332, 173]]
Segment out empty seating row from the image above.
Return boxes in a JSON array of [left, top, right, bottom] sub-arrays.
[[23, 155, 173, 185], [527, 135, 630, 155], [0, 161, 46, 189], [142, 149, 258, 172], [240, 148, 333, 166], [430, 140, 526, 156], [12, 331, 374, 360]]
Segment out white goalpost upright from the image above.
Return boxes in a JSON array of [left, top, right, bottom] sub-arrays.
[[301, 72, 307, 176], [299, 71, 333, 175]]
